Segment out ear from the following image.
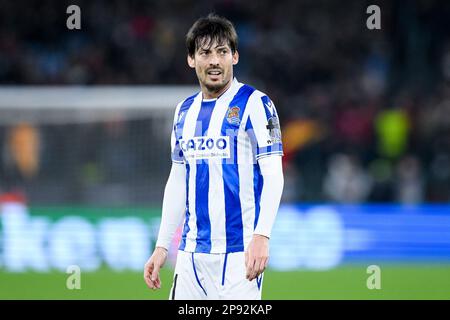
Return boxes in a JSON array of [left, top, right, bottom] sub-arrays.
[[187, 55, 195, 69], [232, 50, 239, 65]]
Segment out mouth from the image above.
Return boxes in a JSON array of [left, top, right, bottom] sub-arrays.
[[206, 69, 222, 77]]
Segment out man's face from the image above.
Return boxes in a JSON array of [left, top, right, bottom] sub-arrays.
[[188, 38, 239, 94]]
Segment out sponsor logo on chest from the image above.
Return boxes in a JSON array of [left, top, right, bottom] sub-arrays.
[[180, 136, 230, 160]]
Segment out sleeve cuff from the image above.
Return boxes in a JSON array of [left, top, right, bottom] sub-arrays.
[[255, 143, 283, 161], [155, 239, 171, 251], [256, 151, 284, 161]]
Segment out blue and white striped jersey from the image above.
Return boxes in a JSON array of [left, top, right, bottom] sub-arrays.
[[171, 78, 283, 254]]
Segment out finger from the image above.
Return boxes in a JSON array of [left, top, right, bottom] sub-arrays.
[[144, 263, 155, 289], [264, 256, 269, 269], [256, 257, 267, 277], [154, 275, 161, 289], [246, 257, 256, 280], [246, 256, 253, 278], [144, 269, 148, 282], [144, 272, 155, 289], [253, 256, 266, 280], [144, 262, 152, 278], [250, 258, 261, 280], [145, 277, 155, 289], [150, 263, 162, 290], [152, 263, 161, 281], [254, 259, 262, 279], [245, 250, 249, 268], [245, 250, 250, 276]]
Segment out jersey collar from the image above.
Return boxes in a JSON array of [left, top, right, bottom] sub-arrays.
[[201, 77, 241, 102]]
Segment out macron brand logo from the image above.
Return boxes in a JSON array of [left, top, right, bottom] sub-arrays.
[[180, 136, 230, 160], [264, 101, 274, 115], [177, 111, 186, 124]]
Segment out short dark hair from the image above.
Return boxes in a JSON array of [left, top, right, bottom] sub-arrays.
[[186, 14, 238, 57]]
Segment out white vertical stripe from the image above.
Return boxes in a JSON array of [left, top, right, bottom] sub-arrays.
[[238, 99, 257, 250], [182, 93, 202, 252], [247, 91, 273, 150], [207, 82, 243, 253], [206, 103, 227, 253]]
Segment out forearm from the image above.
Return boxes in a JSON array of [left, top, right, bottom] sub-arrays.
[[155, 162, 187, 250], [253, 156, 284, 238]]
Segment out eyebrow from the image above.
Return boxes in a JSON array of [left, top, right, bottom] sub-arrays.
[[198, 45, 229, 52], [214, 44, 230, 50]]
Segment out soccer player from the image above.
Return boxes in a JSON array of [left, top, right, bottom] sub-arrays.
[[143, 14, 284, 300]]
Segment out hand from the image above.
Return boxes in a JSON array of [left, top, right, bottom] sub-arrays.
[[143, 247, 168, 290], [245, 234, 269, 281]]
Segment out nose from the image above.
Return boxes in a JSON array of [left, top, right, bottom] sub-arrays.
[[208, 52, 220, 66]]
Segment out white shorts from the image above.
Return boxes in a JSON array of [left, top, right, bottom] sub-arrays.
[[169, 250, 263, 300]]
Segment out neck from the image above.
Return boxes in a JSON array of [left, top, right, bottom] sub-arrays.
[[201, 78, 233, 100]]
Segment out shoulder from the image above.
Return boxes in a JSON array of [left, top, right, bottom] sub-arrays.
[[251, 88, 271, 101], [245, 87, 274, 112], [174, 91, 201, 114], [235, 80, 271, 103], [234, 80, 269, 104], [171, 91, 200, 124]]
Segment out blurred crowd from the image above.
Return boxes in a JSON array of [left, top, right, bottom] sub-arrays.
[[0, 0, 450, 204]]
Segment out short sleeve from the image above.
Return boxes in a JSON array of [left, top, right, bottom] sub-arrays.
[[245, 95, 283, 161], [171, 102, 185, 164]]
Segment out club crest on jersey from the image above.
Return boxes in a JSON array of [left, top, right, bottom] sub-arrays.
[[226, 106, 241, 125]]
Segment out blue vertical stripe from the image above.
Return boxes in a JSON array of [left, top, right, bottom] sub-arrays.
[[245, 117, 258, 157], [253, 164, 263, 229], [221, 253, 229, 286], [194, 100, 216, 253], [221, 85, 255, 252]]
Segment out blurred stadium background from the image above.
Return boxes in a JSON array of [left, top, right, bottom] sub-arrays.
[[1, 0, 450, 299]]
